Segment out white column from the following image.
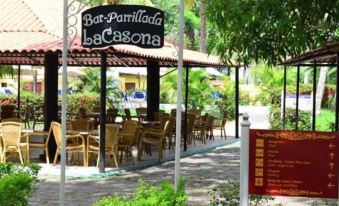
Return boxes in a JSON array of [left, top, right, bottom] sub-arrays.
[[240, 112, 250, 206], [174, 0, 185, 190], [60, 0, 68, 205]]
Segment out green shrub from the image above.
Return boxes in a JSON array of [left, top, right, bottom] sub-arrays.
[[0, 163, 41, 206], [66, 92, 100, 114], [217, 77, 235, 120], [252, 92, 270, 106], [0, 91, 117, 116], [240, 90, 251, 105], [94, 179, 187, 206], [269, 106, 311, 131], [286, 84, 313, 95], [209, 178, 273, 206]]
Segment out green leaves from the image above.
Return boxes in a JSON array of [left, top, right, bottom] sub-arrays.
[[206, 0, 339, 65], [0, 65, 15, 79], [77, 67, 122, 107], [0, 163, 41, 206], [94, 179, 187, 206], [160, 69, 214, 110]]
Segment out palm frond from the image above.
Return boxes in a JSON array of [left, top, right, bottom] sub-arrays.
[[0, 65, 15, 79]]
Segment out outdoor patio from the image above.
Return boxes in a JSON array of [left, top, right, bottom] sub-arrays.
[[14, 126, 232, 178]]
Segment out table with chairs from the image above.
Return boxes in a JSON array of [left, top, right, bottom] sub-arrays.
[[0, 105, 228, 167]]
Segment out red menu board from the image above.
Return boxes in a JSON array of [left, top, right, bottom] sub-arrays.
[[249, 129, 339, 198]]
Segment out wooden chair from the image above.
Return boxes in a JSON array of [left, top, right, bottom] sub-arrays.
[[205, 115, 215, 140], [32, 105, 44, 130], [50, 121, 86, 166], [123, 108, 138, 121], [118, 120, 138, 165], [106, 108, 118, 123], [87, 124, 120, 167], [170, 109, 176, 117], [153, 110, 166, 121], [28, 129, 51, 164], [123, 108, 132, 121], [213, 112, 227, 139], [188, 108, 201, 116], [92, 107, 101, 113], [23, 105, 34, 128], [181, 113, 196, 146], [193, 113, 208, 144], [77, 107, 87, 119], [138, 119, 174, 161], [136, 107, 147, 121], [0, 122, 28, 164]]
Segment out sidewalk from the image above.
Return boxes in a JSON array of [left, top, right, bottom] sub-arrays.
[[225, 105, 270, 137]]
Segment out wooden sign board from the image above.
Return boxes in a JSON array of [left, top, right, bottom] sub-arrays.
[[249, 129, 339, 199], [82, 5, 164, 48]]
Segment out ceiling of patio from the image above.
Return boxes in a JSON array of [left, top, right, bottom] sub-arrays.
[[0, 0, 233, 68]]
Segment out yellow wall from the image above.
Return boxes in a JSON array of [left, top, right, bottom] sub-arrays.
[[119, 74, 147, 92]]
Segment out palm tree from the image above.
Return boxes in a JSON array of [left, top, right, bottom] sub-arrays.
[[0, 65, 15, 79], [76, 67, 122, 106], [161, 69, 214, 109], [199, 0, 206, 53]]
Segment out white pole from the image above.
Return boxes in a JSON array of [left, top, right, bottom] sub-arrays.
[[240, 112, 250, 206], [174, 0, 185, 190], [61, 0, 68, 205]]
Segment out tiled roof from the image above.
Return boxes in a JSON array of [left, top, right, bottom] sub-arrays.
[[282, 42, 339, 65], [0, 0, 231, 67]]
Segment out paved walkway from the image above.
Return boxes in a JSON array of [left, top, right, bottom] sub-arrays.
[[29, 140, 240, 206], [29, 106, 332, 205], [226, 105, 270, 137], [29, 139, 330, 206]]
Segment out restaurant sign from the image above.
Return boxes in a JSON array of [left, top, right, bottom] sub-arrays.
[[249, 129, 339, 199], [81, 5, 164, 48]]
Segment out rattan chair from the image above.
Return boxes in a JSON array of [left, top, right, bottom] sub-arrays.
[[2, 118, 23, 123], [138, 119, 174, 161], [106, 108, 118, 123], [0, 122, 28, 164], [136, 107, 147, 121], [28, 129, 51, 164], [50, 121, 86, 166], [118, 120, 138, 165], [87, 124, 120, 167], [70, 119, 92, 131]]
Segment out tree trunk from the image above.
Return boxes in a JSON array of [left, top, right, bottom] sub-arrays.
[[33, 67, 38, 93], [315, 67, 328, 114], [199, 0, 206, 53]]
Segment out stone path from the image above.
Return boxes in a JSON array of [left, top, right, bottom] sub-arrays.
[[30, 141, 240, 206]]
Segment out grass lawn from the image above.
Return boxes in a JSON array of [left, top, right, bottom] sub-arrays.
[[316, 109, 335, 131]]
